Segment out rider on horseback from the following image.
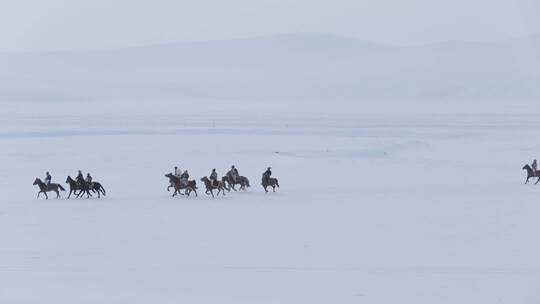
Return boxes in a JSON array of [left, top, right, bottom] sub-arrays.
[[44, 171, 52, 187], [180, 170, 189, 186], [229, 165, 239, 183], [262, 167, 272, 183], [76, 170, 84, 186], [210, 169, 218, 187], [174, 166, 182, 177], [85, 173, 93, 190], [533, 159, 538, 175]]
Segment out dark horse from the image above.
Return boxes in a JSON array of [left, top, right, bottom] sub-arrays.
[[523, 164, 540, 184], [201, 176, 226, 198], [223, 174, 250, 191], [221, 176, 231, 192], [88, 181, 107, 198], [33, 178, 65, 199], [262, 177, 280, 193], [66, 176, 91, 198], [165, 173, 198, 197], [65, 176, 107, 198]]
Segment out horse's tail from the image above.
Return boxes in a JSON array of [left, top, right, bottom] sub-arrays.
[[58, 184, 66, 191], [275, 178, 280, 188], [246, 178, 251, 187]]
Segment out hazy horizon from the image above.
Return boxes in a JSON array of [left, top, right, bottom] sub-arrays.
[[2, 0, 540, 52]]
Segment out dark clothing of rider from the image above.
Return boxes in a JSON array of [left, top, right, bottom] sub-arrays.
[[262, 168, 272, 182], [229, 167, 239, 182], [76, 171, 84, 183], [210, 170, 218, 186], [45, 173, 52, 186], [532, 160, 538, 174]]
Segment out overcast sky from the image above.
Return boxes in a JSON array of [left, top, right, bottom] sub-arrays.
[[1, 0, 539, 51]]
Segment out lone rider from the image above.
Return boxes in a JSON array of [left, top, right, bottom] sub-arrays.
[[533, 159, 538, 175], [262, 167, 272, 183], [76, 170, 84, 185], [180, 170, 189, 186], [44, 171, 52, 187], [210, 169, 218, 187]]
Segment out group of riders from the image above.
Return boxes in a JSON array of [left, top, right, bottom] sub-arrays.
[[44, 170, 94, 188], [36, 165, 277, 199], [172, 165, 273, 187], [33, 169, 106, 199]]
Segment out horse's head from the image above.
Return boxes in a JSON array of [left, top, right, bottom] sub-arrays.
[[66, 176, 72, 183], [33, 178, 40, 185], [165, 173, 173, 178], [523, 164, 531, 171], [201, 176, 208, 182]]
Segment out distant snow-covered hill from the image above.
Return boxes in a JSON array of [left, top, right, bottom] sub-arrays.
[[1, 32, 539, 106]]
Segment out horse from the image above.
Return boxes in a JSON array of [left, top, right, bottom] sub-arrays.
[[66, 176, 92, 199], [262, 177, 280, 193], [221, 176, 231, 192], [33, 178, 65, 199], [165, 173, 198, 197], [89, 182, 107, 198], [223, 174, 250, 191], [200, 176, 226, 198], [523, 164, 540, 184]]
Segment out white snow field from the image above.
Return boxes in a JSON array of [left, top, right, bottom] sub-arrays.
[[1, 34, 540, 303]]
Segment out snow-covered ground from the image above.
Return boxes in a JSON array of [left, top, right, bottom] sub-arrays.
[[1, 105, 539, 303], [1, 33, 540, 303]]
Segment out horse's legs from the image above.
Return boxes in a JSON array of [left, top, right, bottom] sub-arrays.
[[37, 191, 41, 198], [536, 177, 540, 184], [55, 190, 60, 198], [44, 192, 49, 199]]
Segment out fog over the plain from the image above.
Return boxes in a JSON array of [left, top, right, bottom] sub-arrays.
[[1, 0, 540, 51]]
